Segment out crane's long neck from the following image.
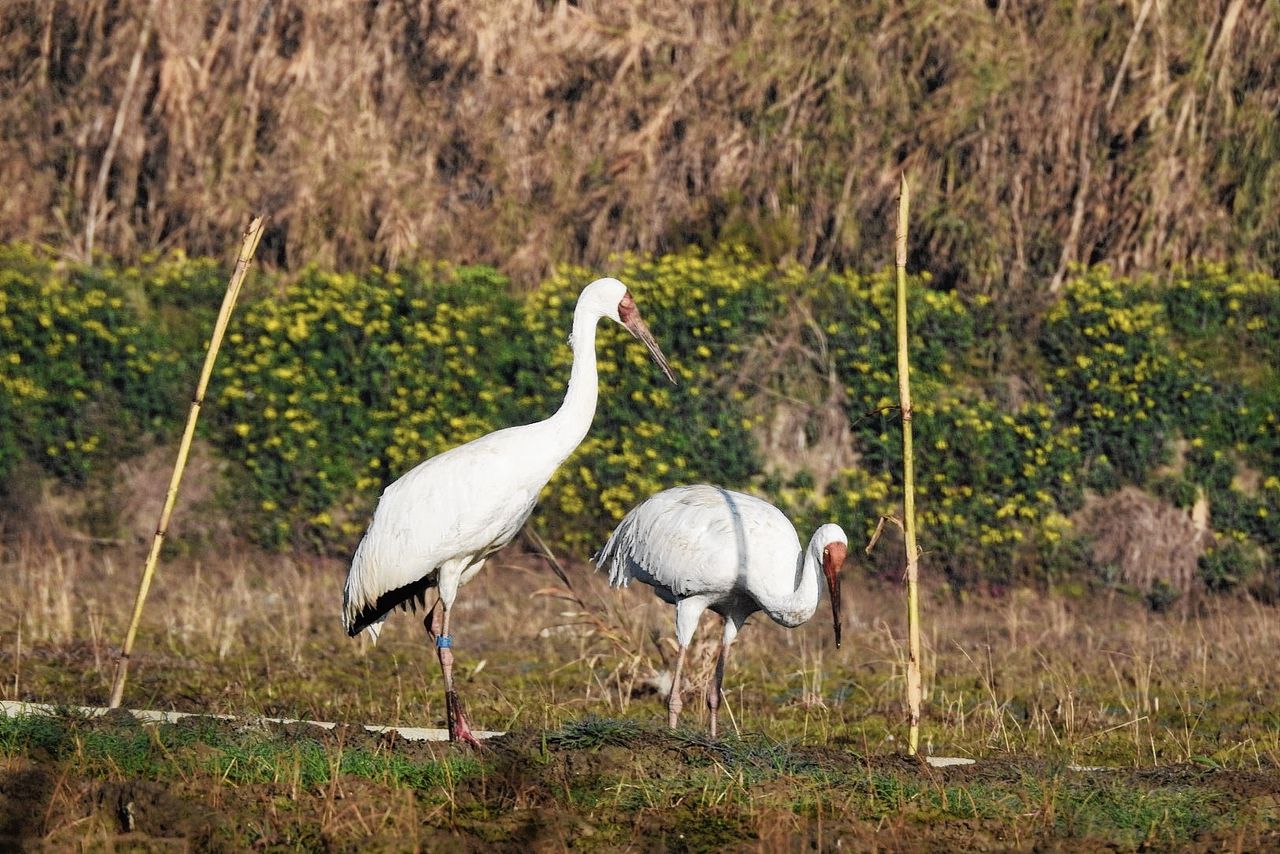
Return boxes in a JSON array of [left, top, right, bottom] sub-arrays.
[[768, 547, 824, 628], [543, 305, 603, 463]]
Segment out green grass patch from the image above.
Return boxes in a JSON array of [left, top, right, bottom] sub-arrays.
[[0, 713, 481, 792]]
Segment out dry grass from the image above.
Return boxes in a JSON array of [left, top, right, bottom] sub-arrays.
[[3, 525, 1279, 850], [0, 1, 1276, 296], [2, 527, 1278, 772], [738, 301, 856, 497], [1077, 486, 1212, 594]]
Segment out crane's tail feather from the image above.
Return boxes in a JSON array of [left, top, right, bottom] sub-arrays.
[[595, 517, 639, 588]]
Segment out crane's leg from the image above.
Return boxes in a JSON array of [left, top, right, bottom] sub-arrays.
[[668, 598, 707, 730], [428, 602, 482, 748], [706, 639, 730, 739], [707, 616, 741, 739], [668, 643, 689, 729], [424, 598, 442, 641]]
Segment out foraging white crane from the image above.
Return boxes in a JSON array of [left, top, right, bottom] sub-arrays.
[[596, 485, 847, 738], [343, 277, 676, 746]]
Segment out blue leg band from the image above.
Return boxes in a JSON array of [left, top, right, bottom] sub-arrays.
[[436, 635, 453, 649]]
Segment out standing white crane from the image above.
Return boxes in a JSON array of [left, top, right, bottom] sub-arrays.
[[342, 277, 676, 746], [596, 484, 847, 738]]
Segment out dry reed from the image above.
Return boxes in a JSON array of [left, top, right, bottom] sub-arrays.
[[0, 1, 1274, 296]]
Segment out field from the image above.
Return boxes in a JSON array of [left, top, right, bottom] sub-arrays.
[[3, 534, 1279, 851], [4, 2, 1280, 850]]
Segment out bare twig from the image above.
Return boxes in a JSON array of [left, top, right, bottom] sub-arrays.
[[864, 514, 903, 556], [524, 528, 575, 591]]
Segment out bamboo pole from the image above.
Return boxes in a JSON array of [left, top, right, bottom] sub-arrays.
[[894, 174, 923, 755], [108, 216, 265, 709]]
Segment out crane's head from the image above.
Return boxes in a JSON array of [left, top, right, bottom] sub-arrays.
[[816, 524, 848, 649], [582, 277, 677, 384]]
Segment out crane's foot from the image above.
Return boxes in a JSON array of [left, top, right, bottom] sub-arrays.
[[446, 690, 483, 748]]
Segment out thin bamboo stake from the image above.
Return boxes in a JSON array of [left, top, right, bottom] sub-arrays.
[[108, 216, 265, 709], [894, 173, 923, 755]]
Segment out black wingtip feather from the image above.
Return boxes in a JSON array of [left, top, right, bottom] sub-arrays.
[[346, 574, 439, 637]]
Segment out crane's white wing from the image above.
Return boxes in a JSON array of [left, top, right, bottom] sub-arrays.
[[342, 424, 556, 634], [596, 484, 801, 602]]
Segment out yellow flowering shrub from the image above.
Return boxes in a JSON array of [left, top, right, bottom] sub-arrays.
[[0, 245, 188, 483], [1040, 266, 1195, 485], [1164, 267, 1280, 570], [212, 264, 523, 546], [910, 399, 1084, 587], [2, 243, 1275, 592], [815, 268, 975, 421], [1045, 265, 1280, 589], [517, 247, 787, 551]]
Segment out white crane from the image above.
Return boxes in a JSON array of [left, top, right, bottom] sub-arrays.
[[596, 484, 847, 738], [342, 277, 676, 746]]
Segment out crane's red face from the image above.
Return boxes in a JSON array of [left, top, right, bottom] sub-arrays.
[[822, 541, 847, 648], [618, 292, 677, 384]]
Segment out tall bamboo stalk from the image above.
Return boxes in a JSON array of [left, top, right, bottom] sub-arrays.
[[894, 173, 923, 755], [108, 216, 265, 709]]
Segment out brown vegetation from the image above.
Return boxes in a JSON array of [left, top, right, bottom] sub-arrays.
[[1079, 485, 1212, 594], [4, 502, 1279, 848], [1, 1, 1276, 297], [5, 521, 1279, 766]]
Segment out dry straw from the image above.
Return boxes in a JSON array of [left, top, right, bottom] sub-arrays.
[[6, 2, 1273, 289], [107, 215, 265, 709]]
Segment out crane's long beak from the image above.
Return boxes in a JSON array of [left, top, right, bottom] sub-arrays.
[[618, 293, 677, 384], [823, 542, 846, 649]]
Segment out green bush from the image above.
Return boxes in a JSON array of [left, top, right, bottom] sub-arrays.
[[1039, 267, 1199, 481], [516, 248, 786, 551], [1161, 267, 1279, 471], [818, 268, 976, 447], [1163, 265, 1279, 371], [0, 245, 186, 484], [1150, 475, 1198, 511], [3, 245, 1278, 594], [123, 252, 230, 373], [1198, 540, 1254, 593], [211, 264, 524, 547], [1157, 267, 1280, 555], [798, 271, 1083, 586], [913, 398, 1082, 588], [1146, 579, 1181, 613]]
